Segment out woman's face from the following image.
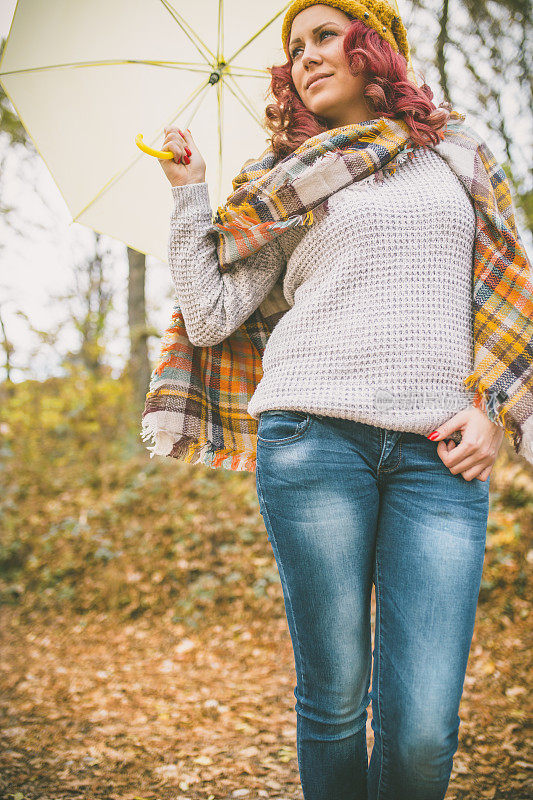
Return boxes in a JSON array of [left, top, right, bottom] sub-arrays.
[[288, 4, 376, 129]]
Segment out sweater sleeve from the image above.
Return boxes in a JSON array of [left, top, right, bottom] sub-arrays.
[[167, 181, 287, 347]]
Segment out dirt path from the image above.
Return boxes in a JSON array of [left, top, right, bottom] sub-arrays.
[[1, 564, 530, 800]]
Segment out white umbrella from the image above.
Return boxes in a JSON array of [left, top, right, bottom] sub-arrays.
[[0, 0, 415, 262]]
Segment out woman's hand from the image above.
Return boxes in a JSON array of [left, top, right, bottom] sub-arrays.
[[158, 126, 206, 187], [428, 406, 505, 482]]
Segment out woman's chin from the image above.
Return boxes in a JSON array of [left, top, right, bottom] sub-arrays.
[[308, 101, 335, 119]]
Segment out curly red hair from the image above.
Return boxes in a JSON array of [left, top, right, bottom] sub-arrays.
[[264, 15, 458, 161]]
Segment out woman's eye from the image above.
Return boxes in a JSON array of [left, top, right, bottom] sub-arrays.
[[290, 29, 336, 59]]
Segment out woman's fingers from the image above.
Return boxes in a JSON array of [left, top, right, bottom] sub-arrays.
[[164, 126, 192, 151], [161, 130, 189, 163], [166, 143, 188, 163], [163, 126, 188, 144], [158, 125, 206, 185], [437, 438, 492, 482], [476, 465, 491, 482]]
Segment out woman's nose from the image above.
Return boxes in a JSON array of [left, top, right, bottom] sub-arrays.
[[301, 45, 322, 69]]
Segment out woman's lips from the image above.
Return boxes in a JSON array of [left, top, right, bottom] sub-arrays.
[[307, 75, 331, 89]]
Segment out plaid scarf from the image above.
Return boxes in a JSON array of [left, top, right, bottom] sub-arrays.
[[141, 115, 533, 470]]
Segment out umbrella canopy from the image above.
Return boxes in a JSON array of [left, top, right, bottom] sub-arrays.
[[0, 0, 415, 262]]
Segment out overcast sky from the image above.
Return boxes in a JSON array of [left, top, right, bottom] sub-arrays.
[[1, 1, 531, 384]]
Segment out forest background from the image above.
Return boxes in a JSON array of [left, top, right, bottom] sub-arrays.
[[0, 1, 532, 797]]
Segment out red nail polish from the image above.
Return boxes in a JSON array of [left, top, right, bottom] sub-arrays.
[[185, 147, 191, 156], [427, 431, 439, 440], [183, 156, 190, 164]]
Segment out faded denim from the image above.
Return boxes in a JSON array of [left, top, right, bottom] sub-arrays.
[[255, 410, 490, 800]]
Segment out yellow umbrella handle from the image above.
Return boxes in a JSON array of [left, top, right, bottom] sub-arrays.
[[135, 133, 173, 159]]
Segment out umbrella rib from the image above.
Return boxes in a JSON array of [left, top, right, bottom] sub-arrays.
[[216, 79, 224, 208], [224, 2, 293, 65], [178, 79, 216, 131], [226, 66, 272, 78], [0, 61, 274, 81], [223, 75, 266, 129], [159, 0, 217, 63], [0, 60, 215, 78], [72, 80, 211, 222], [217, 0, 224, 63]]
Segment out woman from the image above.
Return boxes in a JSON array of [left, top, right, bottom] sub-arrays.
[[155, 2, 520, 798]]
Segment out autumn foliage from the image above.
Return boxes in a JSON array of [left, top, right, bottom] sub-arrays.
[[0, 367, 531, 798]]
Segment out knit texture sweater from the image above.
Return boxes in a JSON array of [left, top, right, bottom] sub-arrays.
[[167, 145, 477, 435]]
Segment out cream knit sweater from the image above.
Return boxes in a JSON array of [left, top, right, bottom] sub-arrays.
[[167, 145, 477, 436]]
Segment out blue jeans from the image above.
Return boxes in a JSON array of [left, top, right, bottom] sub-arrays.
[[255, 410, 490, 800]]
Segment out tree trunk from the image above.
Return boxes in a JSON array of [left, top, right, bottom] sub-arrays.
[[126, 247, 151, 417]]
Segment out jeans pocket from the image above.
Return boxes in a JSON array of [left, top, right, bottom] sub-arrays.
[[257, 409, 312, 445]]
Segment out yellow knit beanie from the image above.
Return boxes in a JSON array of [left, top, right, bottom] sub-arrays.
[[281, 0, 417, 85]]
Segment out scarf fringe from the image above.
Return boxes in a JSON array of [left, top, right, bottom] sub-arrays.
[[464, 374, 525, 456], [140, 412, 256, 472], [517, 414, 533, 465]]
